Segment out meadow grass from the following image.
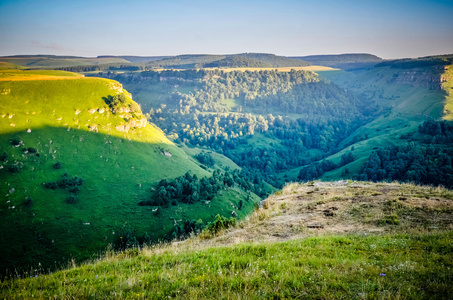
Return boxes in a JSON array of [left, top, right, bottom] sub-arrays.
[[1, 231, 451, 299]]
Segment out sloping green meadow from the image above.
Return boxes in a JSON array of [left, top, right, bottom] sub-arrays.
[[0, 72, 258, 273]]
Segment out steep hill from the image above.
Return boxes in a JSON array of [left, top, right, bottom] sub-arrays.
[[305, 56, 453, 184], [0, 70, 259, 274], [2, 181, 452, 299]]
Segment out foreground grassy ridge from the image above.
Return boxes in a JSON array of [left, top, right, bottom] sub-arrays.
[[2, 182, 452, 299], [2, 232, 451, 299]]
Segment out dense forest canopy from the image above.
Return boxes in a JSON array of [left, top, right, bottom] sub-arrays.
[[358, 120, 453, 188]]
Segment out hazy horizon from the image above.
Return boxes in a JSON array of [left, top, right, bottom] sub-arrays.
[[1, 0, 453, 59]]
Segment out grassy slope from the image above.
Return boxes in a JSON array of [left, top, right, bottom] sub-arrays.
[[0, 70, 258, 273], [2, 181, 452, 299], [442, 65, 453, 121], [0, 57, 129, 69], [278, 65, 451, 181], [0, 62, 24, 70]]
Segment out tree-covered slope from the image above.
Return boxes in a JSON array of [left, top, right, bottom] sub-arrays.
[[0, 70, 259, 274], [203, 55, 272, 68], [233, 53, 310, 67], [310, 56, 453, 184]]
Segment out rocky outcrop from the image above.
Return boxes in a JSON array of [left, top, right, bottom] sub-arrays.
[[115, 118, 147, 132], [387, 66, 445, 90]]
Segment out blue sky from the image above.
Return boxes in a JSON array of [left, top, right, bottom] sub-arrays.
[[0, 0, 452, 58]]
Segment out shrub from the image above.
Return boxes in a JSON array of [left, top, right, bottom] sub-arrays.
[[53, 162, 61, 169], [7, 165, 20, 173], [10, 137, 21, 146], [380, 214, 399, 225], [44, 181, 58, 189], [67, 195, 76, 204], [205, 214, 236, 236], [24, 196, 33, 207], [0, 152, 7, 162], [27, 147, 37, 153]]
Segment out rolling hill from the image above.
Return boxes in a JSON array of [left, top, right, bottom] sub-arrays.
[[307, 55, 453, 183], [1, 181, 452, 299], [291, 53, 382, 70], [0, 55, 130, 69], [0, 70, 259, 274]]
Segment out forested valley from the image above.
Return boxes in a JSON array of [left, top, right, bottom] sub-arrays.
[[98, 56, 453, 195], [99, 69, 377, 192]]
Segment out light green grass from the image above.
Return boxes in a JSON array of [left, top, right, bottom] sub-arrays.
[[442, 66, 453, 120], [180, 145, 242, 171], [1, 232, 451, 299]]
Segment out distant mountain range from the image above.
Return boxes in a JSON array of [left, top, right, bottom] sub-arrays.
[[0, 53, 382, 70]]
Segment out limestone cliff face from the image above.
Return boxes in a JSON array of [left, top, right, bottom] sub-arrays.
[[387, 66, 446, 90]]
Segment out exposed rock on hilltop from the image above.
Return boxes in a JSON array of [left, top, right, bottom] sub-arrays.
[[200, 181, 453, 247]]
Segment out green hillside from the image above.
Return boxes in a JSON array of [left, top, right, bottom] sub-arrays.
[[2, 181, 452, 299], [310, 58, 453, 182], [146, 55, 226, 69], [237, 53, 310, 67], [0, 70, 259, 274], [0, 55, 130, 69], [203, 56, 272, 68]]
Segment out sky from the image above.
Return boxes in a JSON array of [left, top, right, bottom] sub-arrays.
[[0, 0, 452, 59]]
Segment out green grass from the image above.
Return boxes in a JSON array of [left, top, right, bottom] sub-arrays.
[[0, 74, 259, 274], [2, 181, 452, 299], [180, 145, 242, 171], [1, 232, 451, 299], [442, 66, 453, 120]]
